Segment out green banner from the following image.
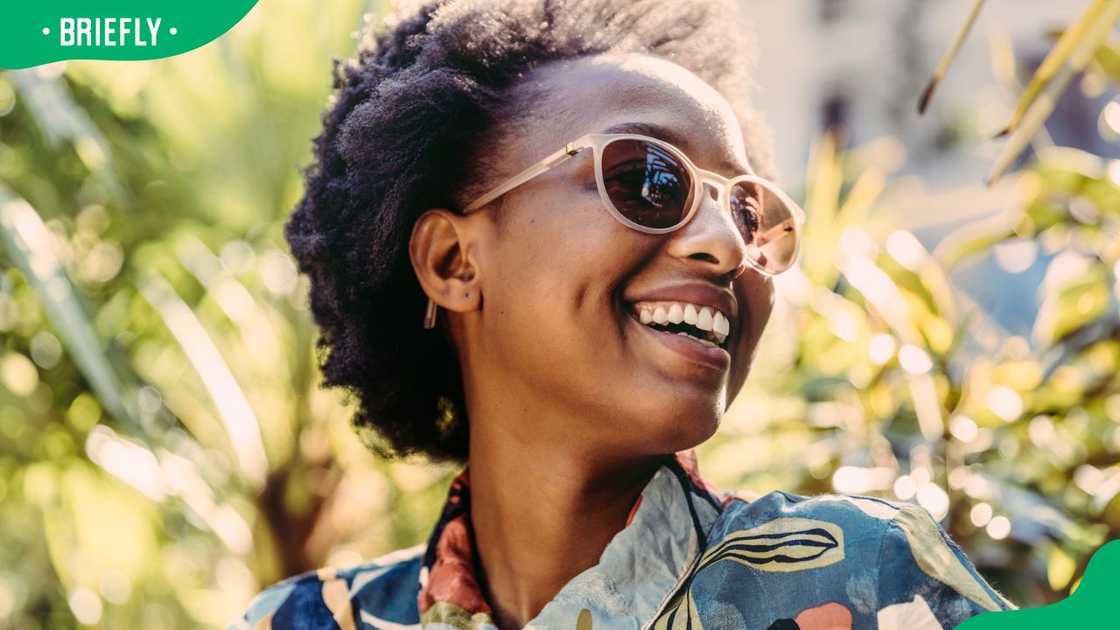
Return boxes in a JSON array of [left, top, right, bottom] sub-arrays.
[[0, 1, 260, 69], [958, 539, 1120, 628]]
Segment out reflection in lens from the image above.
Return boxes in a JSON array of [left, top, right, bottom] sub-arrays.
[[730, 182, 762, 242], [731, 180, 798, 273], [601, 139, 692, 229]]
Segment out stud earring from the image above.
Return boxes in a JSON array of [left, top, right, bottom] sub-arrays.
[[423, 297, 437, 329]]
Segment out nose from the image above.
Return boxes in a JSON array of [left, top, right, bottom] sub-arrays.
[[665, 182, 751, 280]]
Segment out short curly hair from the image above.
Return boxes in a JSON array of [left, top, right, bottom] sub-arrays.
[[285, 0, 773, 462]]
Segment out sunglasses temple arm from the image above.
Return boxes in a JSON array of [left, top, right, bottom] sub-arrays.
[[462, 143, 585, 212]]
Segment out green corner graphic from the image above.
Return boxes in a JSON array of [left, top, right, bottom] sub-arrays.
[[0, 1, 260, 69], [958, 539, 1120, 628]]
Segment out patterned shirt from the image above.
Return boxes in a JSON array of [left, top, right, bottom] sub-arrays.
[[232, 451, 1014, 629]]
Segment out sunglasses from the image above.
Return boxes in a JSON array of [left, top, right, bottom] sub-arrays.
[[466, 132, 805, 271], [422, 132, 805, 329]]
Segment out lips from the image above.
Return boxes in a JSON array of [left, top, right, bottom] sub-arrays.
[[633, 300, 730, 348], [622, 283, 739, 371], [629, 313, 732, 371]]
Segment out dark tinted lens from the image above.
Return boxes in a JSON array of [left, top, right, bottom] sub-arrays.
[[600, 139, 693, 229], [730, 180, 799, 273]]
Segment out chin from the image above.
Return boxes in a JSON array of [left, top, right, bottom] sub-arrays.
[[630, 409, 721, 456]]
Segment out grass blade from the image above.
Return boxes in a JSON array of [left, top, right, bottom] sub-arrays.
[[994, 0, 1118, 138], [918, 0, 987, 114], [988, 1, 1120, 184]]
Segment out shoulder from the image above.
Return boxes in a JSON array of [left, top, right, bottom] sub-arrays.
[[706, 490, 1014, 625], [229, 543, 425, 630], [718, 488, 904, 526], [711, 488, 913, 551], [705, 490, 906, 576]]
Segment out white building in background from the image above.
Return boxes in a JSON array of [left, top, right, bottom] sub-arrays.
[[748, 0, 1104, 185], [745, 0, 1113, 340]]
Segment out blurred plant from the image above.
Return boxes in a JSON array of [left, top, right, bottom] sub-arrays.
[[0, 2, 460, 628], [702, 13, 1120, 604], [919, 0, 1120, 183], [700, 130, 1119, 606]]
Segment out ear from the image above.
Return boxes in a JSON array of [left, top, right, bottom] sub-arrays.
[[409, 209, 483, 316]]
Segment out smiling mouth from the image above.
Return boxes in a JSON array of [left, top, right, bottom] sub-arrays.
[[631, 301, 731, 350]]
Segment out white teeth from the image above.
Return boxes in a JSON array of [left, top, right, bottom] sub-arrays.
[[683, 304, 698, 325], [633, 300, 733, 347], [697, 307, 714, 332], [667, 303, 684, 324], [713, 311, 730, 336]]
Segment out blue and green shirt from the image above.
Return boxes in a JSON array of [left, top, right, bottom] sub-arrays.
[[233, 452, 1013, 629]]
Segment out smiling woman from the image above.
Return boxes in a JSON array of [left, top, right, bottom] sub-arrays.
[[231, 0, 1013, 629]]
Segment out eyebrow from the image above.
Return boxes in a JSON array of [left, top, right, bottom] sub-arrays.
[[598, 121, 753, 175], [601, 122, 689, 148]]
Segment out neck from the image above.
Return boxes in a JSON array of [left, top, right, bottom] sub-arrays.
[[466, 426, 665, 629]]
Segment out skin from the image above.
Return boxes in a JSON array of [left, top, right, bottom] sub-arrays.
[[409, 52, 775, 629]]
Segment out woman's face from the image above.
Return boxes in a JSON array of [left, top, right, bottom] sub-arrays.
[[452, 53, 775, 457]]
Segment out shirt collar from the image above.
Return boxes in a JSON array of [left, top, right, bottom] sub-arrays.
[[417, 450, 725, 628]]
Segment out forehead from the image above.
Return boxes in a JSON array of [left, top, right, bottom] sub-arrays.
[[520, 53, 752, 175]]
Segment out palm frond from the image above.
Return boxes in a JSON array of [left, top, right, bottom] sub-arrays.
[[0, 186, 136, 427]]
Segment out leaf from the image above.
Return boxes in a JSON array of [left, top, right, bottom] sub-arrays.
[[801, 133, 844, 284], [1039, 315, 1119, 380], [996, 0, 1119, 138], [918, 0, 988, 114], [1092, 40, 1120, 81], [931, 210, 1020, 269], [1034, 277, 1114, 348], [137, 272, 269, 488], [1048, 545, 1077, 591], [988, 0, 1120, 184], [7, 70, 124, 202], [0, 186, 136, 428]]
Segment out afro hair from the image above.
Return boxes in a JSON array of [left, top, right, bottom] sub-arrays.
[[285, 0, 773, 462]]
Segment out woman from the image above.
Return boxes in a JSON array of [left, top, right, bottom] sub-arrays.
[[235, 0, 1013, 628]]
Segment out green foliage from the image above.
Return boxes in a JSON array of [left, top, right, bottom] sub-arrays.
[[0, 2, 460, 628], [0, 1, 1119, 628], [699, 130, 1120, 607]]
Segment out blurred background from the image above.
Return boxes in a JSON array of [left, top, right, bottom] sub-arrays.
[[1, 0, 1118, 627]]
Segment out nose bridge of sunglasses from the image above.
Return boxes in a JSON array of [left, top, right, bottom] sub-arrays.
[[690, 181, 748, 242], [697, 177, 736, 220], [695, 177, 721, 203]]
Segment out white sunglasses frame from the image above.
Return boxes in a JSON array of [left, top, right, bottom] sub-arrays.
[[423, 132, 806, 329]]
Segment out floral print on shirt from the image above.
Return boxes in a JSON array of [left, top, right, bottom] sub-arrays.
[[233, 451, 1014, 629]]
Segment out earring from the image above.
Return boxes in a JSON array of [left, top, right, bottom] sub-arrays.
[[423, 298, 438, 329]]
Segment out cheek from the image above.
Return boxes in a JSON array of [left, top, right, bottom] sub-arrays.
[[493, 188, 646, 292], [741, 272, 775, 334], [730, 274, 775, 380], [482, 193, 642, 337], [749, 276, 776, 336]]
